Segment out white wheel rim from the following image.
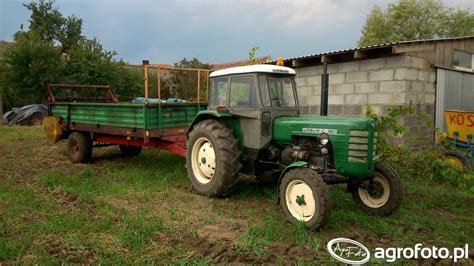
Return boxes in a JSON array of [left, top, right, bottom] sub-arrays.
[[191, 137, 216, 184], [357, 173, 390, 208], [285, 180, 316, 222]]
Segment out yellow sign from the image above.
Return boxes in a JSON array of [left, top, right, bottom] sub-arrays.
[[444, 110, 474, 144]]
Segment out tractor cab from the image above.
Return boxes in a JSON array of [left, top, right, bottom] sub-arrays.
[[206, 65, 300, 156], [208, 64, 299, 110]]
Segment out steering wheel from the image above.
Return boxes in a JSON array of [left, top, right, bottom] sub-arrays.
[[272, 97, 287, 107]]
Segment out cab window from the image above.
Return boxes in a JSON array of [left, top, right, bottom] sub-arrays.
[[229, 75, 256, 108], [259, 75, 297, 107], [209, 76, 229, 107]]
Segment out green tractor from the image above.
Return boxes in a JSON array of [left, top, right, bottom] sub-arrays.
[[45, 62, 403, 230], [186, 64, 403, 230]]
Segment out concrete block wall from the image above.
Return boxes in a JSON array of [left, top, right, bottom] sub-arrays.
[[295, 54, 436, 145]]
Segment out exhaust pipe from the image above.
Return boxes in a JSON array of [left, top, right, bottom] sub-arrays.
[[320, 62, 329, 116]]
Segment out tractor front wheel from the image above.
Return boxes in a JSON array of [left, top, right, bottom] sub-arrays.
[[186, 120, 241, 197], [352, 163, 403, 216], [279, 168, 332, 230], [67, 131, 92, 163]]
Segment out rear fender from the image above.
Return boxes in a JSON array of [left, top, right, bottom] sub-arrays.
[[187, 111, 243, 150], [187, 110, 231, 134]]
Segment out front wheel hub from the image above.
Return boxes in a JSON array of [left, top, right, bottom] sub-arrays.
[[285, 180, 315, 222]]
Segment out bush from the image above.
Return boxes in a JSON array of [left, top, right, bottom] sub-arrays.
[[367, 105, 474, 192]]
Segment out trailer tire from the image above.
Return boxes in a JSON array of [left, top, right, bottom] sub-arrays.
[[119, 145, 142, 157], [67, 131, 92, 163], [186, 119, 241, 197], [444, 149, 470, 172], [352, 163, 402, 216], [279, 167, 332, 231]]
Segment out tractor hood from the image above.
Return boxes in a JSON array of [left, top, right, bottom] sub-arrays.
[[273, 115, 377, 177], [273, 115, 375, 143]]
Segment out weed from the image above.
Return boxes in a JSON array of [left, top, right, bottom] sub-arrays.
[[236, 215, 281, 256], [82, 167, 94, 178], [119, 211, 164, 253]]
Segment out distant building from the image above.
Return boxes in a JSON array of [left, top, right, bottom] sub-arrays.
[[211, 55, 272, 71], [275, 36, 474, 142]]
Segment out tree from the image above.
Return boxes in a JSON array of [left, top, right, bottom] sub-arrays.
[[5, 31, 63, 107], [3, 0, 142, 110], [0, 42, 14, 123], [358, 6, 393, 46], [443, 9, 474, 38], [358, 0, 474, 47], [24, 0, 83, 52]]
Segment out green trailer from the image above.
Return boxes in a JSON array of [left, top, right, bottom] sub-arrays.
[[44, 66, 209, 158], [44, 63, 403, 230], [47, 101, 205, 156]]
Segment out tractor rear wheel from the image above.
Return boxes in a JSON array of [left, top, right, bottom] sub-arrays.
[[119, 145, 142, 157], [67, 131, 92, 163], [186, 120, 241, 197], [352, 163, 403, 216], [279, 167, 332, 230]]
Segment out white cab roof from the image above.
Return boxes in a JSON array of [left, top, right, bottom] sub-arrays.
[[210, 64, 296, 77]]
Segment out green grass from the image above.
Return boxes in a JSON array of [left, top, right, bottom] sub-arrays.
[[0, 125, 473, 264]]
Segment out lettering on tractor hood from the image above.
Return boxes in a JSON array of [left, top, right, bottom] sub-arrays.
[[302, 128, 338, 134]]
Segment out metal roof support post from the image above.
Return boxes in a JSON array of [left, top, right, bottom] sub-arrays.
[[320, 63, 329, 116]]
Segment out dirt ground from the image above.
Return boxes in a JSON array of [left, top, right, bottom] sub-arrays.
[[1, 126, 473, 264]]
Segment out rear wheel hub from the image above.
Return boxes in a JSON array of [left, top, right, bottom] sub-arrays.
[[191, 137, 216, 184]]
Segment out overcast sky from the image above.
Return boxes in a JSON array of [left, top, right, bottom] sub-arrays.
[[1, 0, 473, 64]]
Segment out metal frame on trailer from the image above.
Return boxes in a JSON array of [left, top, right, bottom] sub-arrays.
[[46, 64, 210, 157]]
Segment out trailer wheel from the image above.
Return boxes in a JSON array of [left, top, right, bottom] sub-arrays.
[[444, 149, 470, 172], [352, 163, 402, 216], [279, 168, 332, 230], [67, 131, 92, 163], [186, 119, 241, 197], [119, 145, 142, 157]]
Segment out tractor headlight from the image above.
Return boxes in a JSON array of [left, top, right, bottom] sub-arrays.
[[320, 132, 329, 145]]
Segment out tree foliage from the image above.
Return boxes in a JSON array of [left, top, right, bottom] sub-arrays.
[[170, 58, 210, 102], [358, 0, 474, 47], [248, 46, 260, 64], [3, 0, 142, 110]]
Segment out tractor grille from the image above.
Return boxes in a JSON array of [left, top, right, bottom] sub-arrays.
[[348, 130, 376, 163]]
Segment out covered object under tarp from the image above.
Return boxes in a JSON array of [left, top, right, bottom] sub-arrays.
[[2, 104, 47, 125]]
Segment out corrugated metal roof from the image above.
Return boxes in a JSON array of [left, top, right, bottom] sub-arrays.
[[275, 36, 474, 63]]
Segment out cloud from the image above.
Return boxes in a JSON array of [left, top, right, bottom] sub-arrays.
[[1, 0, 473, 64]]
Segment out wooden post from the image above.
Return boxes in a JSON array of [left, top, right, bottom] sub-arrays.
[[206, 71, 209, 103], [144, 65, 149, 105], [157, 67, 161, 101], [197, 70, 201, 104]]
